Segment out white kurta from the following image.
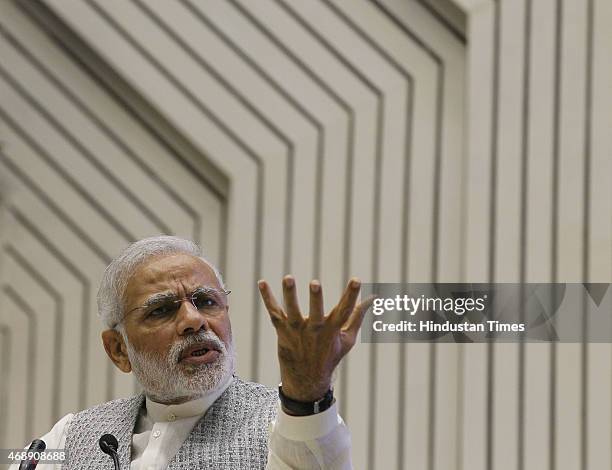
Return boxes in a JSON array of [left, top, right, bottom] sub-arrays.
[[8, 378, 351, 469]]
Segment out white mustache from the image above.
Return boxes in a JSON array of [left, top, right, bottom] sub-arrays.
[[169, 331, 226, 364]]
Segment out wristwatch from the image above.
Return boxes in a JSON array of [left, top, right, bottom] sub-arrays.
[[278, 384, 334, 416]]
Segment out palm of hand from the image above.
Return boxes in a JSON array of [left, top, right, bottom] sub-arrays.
[[258, 276, 375, 402]]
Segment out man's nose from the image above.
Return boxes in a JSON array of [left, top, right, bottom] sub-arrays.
[[176, 300, 209, 335]]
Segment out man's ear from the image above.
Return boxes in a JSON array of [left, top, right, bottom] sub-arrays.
[[102, 329, 132, 373]]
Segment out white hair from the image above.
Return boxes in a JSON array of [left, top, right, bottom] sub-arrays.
[[97, 235, 225, 329]]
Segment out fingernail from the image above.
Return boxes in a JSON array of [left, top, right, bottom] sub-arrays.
[[311, 281, 320, 292], [351, 278, 361, 288], [284, 276, 294, 287], [257, 280, 265, 289]]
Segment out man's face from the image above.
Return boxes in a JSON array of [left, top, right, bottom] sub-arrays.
[[119, 253, 234, 403]]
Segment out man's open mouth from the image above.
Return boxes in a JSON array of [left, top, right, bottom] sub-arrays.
[[179, 343, 222, 364], [190, 348, 210, 357]]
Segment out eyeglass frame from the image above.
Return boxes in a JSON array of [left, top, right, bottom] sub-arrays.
[[117, 286, 231, 327]]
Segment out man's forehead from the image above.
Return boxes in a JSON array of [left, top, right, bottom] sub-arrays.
[[125, 253, 219, 300]]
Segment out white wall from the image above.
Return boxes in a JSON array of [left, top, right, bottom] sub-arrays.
[[0, 0, 610, 468]]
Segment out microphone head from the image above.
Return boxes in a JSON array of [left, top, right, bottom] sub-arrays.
[[19, 440, 46, 470], [98, 434, 119, 455], [29, 439, 46, 452]]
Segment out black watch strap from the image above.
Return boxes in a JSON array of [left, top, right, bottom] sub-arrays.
[[278, 385, 334, 416]]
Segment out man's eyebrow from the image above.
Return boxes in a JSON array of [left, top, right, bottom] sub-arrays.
[[141, 291, 177, 308], [192, 286, 221, 296]]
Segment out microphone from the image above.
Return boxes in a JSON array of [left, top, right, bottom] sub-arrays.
[[19, 439, 46, 470], [98, 434, 120, 470]]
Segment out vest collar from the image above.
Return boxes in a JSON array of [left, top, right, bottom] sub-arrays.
[[144, 374, 234, 423]]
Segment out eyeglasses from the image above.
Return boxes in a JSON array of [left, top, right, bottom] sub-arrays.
[[123, 287, 231, 322]]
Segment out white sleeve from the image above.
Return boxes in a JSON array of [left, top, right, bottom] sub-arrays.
[[266, 401, 352, 470], [7, 413, 73, 470]]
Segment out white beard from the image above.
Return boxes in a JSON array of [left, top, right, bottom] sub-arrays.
[[123, 329, 236, 403]]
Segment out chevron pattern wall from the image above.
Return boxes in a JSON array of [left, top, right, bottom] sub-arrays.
[[0, 1, 610, 469]]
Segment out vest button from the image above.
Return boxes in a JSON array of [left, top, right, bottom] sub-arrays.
[[153, 430, 161, 438], [168, 413, 176, 422]]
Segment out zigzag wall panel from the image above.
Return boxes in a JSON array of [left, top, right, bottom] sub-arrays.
[[1, 0, 610, 469], [0, 0, 225, 450]]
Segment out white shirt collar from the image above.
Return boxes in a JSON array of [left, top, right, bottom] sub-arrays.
[[144, 374, 234, 423]]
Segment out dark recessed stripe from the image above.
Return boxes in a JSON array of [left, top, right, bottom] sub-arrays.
[[3, 244, 63, 425], [226, 0, 357, 409], [131, 0, 296, 379], [455, 345, 465, 470], [432, 77, 443, 470], [519, 0, 533, 284], [550, 1, 562, 468], [0, 23, 200, 241], [551, 8, 562, 286], [488, 0, 501, 283], [84, 0, 266, 379], [0, 325, 11, 446], [415, 0, 466, 44], [320, 3, 417, 465], [180, 0, 325, 279], [0, 101, 137, 244], [518, 1, 533, 469], [2, 284, 36, 440], [581, 1, 594, 468], [487, 337, 495, 470], [582, 0, 594, 285], [487, 2, 501, 469], [9, 206, 93, 409]]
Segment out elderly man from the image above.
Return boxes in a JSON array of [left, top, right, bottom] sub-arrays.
[[11, 236, 373, 469]]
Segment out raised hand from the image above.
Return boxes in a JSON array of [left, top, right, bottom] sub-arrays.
[[257, 276, 375, 402]]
